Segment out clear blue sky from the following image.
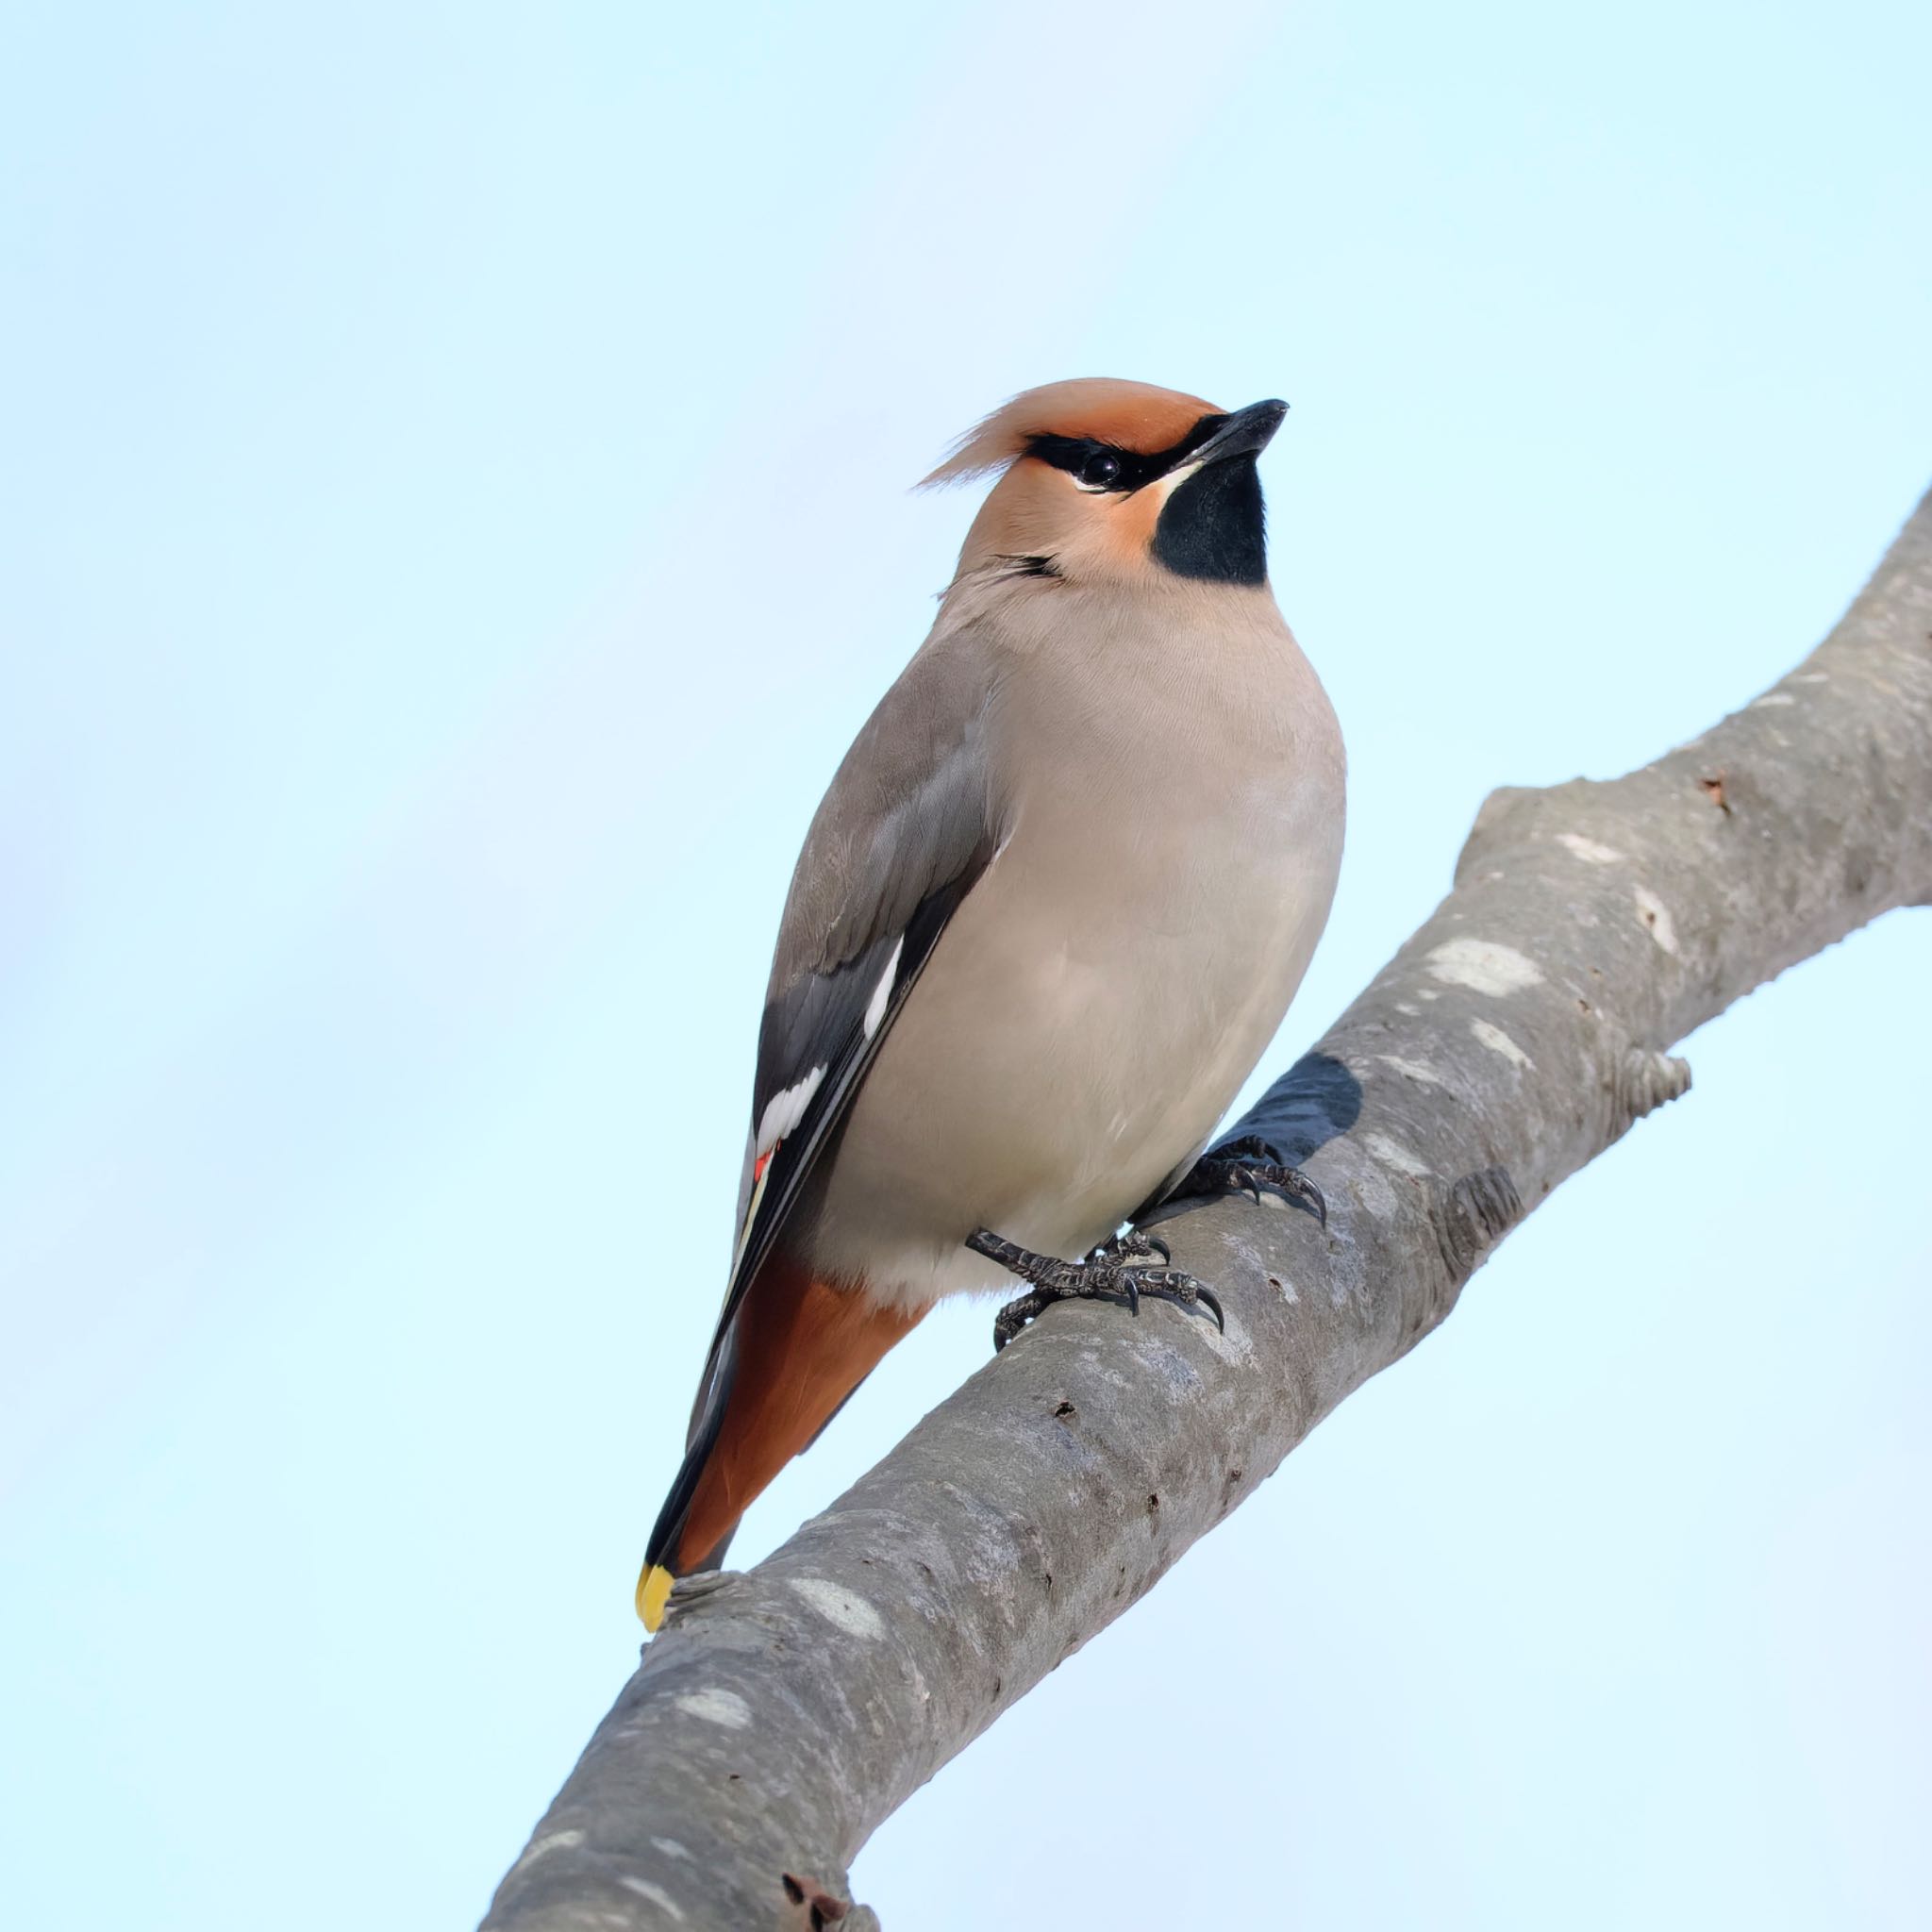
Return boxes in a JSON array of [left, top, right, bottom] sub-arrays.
[[3, 4, 1928, 1926]]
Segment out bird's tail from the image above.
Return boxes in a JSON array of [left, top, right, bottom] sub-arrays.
[[636, 1252, 923, 1630]]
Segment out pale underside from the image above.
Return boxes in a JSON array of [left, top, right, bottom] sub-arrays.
[[799, 581, 1345, 1312]]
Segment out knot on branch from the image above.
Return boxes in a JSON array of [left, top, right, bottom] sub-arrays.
[[1430, 1164, 1524, 1291], [783, 1871, 871, 1930], [1456, 776, 1608, 880], [1454, 784, 1540, 881], [1612, 1048, 1692, 1131]]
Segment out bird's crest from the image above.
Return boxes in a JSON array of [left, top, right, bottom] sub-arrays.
[[920, 378, 1220, 488]]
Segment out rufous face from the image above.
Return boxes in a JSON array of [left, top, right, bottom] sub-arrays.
[[937, 380, 1285, 590]]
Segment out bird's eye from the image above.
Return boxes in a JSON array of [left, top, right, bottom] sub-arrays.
[[1078, 451, 1123, 491]]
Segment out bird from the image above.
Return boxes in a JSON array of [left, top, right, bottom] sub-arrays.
[[637, 377, 1344, 1631]]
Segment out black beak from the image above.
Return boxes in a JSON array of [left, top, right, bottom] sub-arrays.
[[1190, 398, 1288, 467]]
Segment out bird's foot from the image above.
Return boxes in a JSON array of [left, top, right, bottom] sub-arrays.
[[1176, 1132, 1326, 1227], [967, 1226, 1224, 1352]]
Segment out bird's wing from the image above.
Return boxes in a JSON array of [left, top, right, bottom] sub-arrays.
[[678, 625, 1000, 1442]]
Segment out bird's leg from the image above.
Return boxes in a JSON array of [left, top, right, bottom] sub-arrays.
[[1174, 1132, 1327, 1227], [967, 1226, 1224, 1353]]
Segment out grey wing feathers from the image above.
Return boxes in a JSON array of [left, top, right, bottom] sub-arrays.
[[717, 625, 1001, 1331], [772, 630, 998, 984], [653, 628, 998, 1574]]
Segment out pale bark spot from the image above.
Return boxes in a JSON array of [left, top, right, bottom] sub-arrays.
[[514, 1829, 586, 1871], [1425, 937, 1543, 994], [675, 1688, 752, 1729], [791, 1577, 887, 1640], [1470, 1019, 1533, 1070], [1556, 832, 1624, 864], [620, 1876, 688, 1920], [1363, 1131, 1432, 1177], [1377, 1055, 1445, 1085], [1633, 885, 1679, 955]]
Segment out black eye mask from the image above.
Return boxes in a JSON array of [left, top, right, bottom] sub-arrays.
[[1024, 413, 1232, 493]]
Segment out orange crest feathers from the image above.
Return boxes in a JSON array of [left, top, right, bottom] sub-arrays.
[[920, 378, 1222, 489]]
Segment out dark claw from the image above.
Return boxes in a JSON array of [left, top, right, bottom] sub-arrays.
[[1127, 1267, 1224, 1333], [1221, 1161, 1263, 1205], [1180, 1136, 1328, 1227], [974, 1225, 1227, 1350], [1215, 1134, 1276, 1172], [1287, 1167, 1327, 1228], [991, 1287, 1049, 1352], [1108, 1228, 1168, 1268]]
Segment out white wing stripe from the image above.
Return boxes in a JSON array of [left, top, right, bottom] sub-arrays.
[[755, 1063, 826, 1158], [862, 939, 904, 1040]]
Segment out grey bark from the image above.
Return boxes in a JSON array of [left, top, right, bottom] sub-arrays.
[[481, 488, 1932, 1932]]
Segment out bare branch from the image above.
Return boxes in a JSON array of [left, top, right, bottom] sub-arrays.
[[481, 487, 1932, 1932]]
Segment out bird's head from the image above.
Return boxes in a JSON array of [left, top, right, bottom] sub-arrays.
[[924, 378, 1287, 591]]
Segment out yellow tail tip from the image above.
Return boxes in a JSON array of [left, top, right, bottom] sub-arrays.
[[637, 1563, 675, 1632]]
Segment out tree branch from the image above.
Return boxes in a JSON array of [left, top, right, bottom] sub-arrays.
[[481, 487, 1932, 1932]]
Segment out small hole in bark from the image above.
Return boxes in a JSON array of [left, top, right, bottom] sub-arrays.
[[1577, 998, 1591, 1013], [1053, 1400, 1075, 1419], [992, 1675, 1003, 1698], [1227, 1468, 1243, 1485], [1266, 1274, 1282, 1290], [1044, 1572, 1053, 1593], [728, 1773, 741, 1781], [783, 1875, 807, 1905], [1147, 1492, 1159, 1512]]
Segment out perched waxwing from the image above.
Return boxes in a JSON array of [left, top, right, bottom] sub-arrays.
[[637, 378, 1344, 1631]]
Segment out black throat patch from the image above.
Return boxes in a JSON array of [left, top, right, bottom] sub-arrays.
[[1152, 456, 1267, 585]]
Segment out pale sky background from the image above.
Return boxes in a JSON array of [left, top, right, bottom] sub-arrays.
[[3, 4, 1929, 1927]]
